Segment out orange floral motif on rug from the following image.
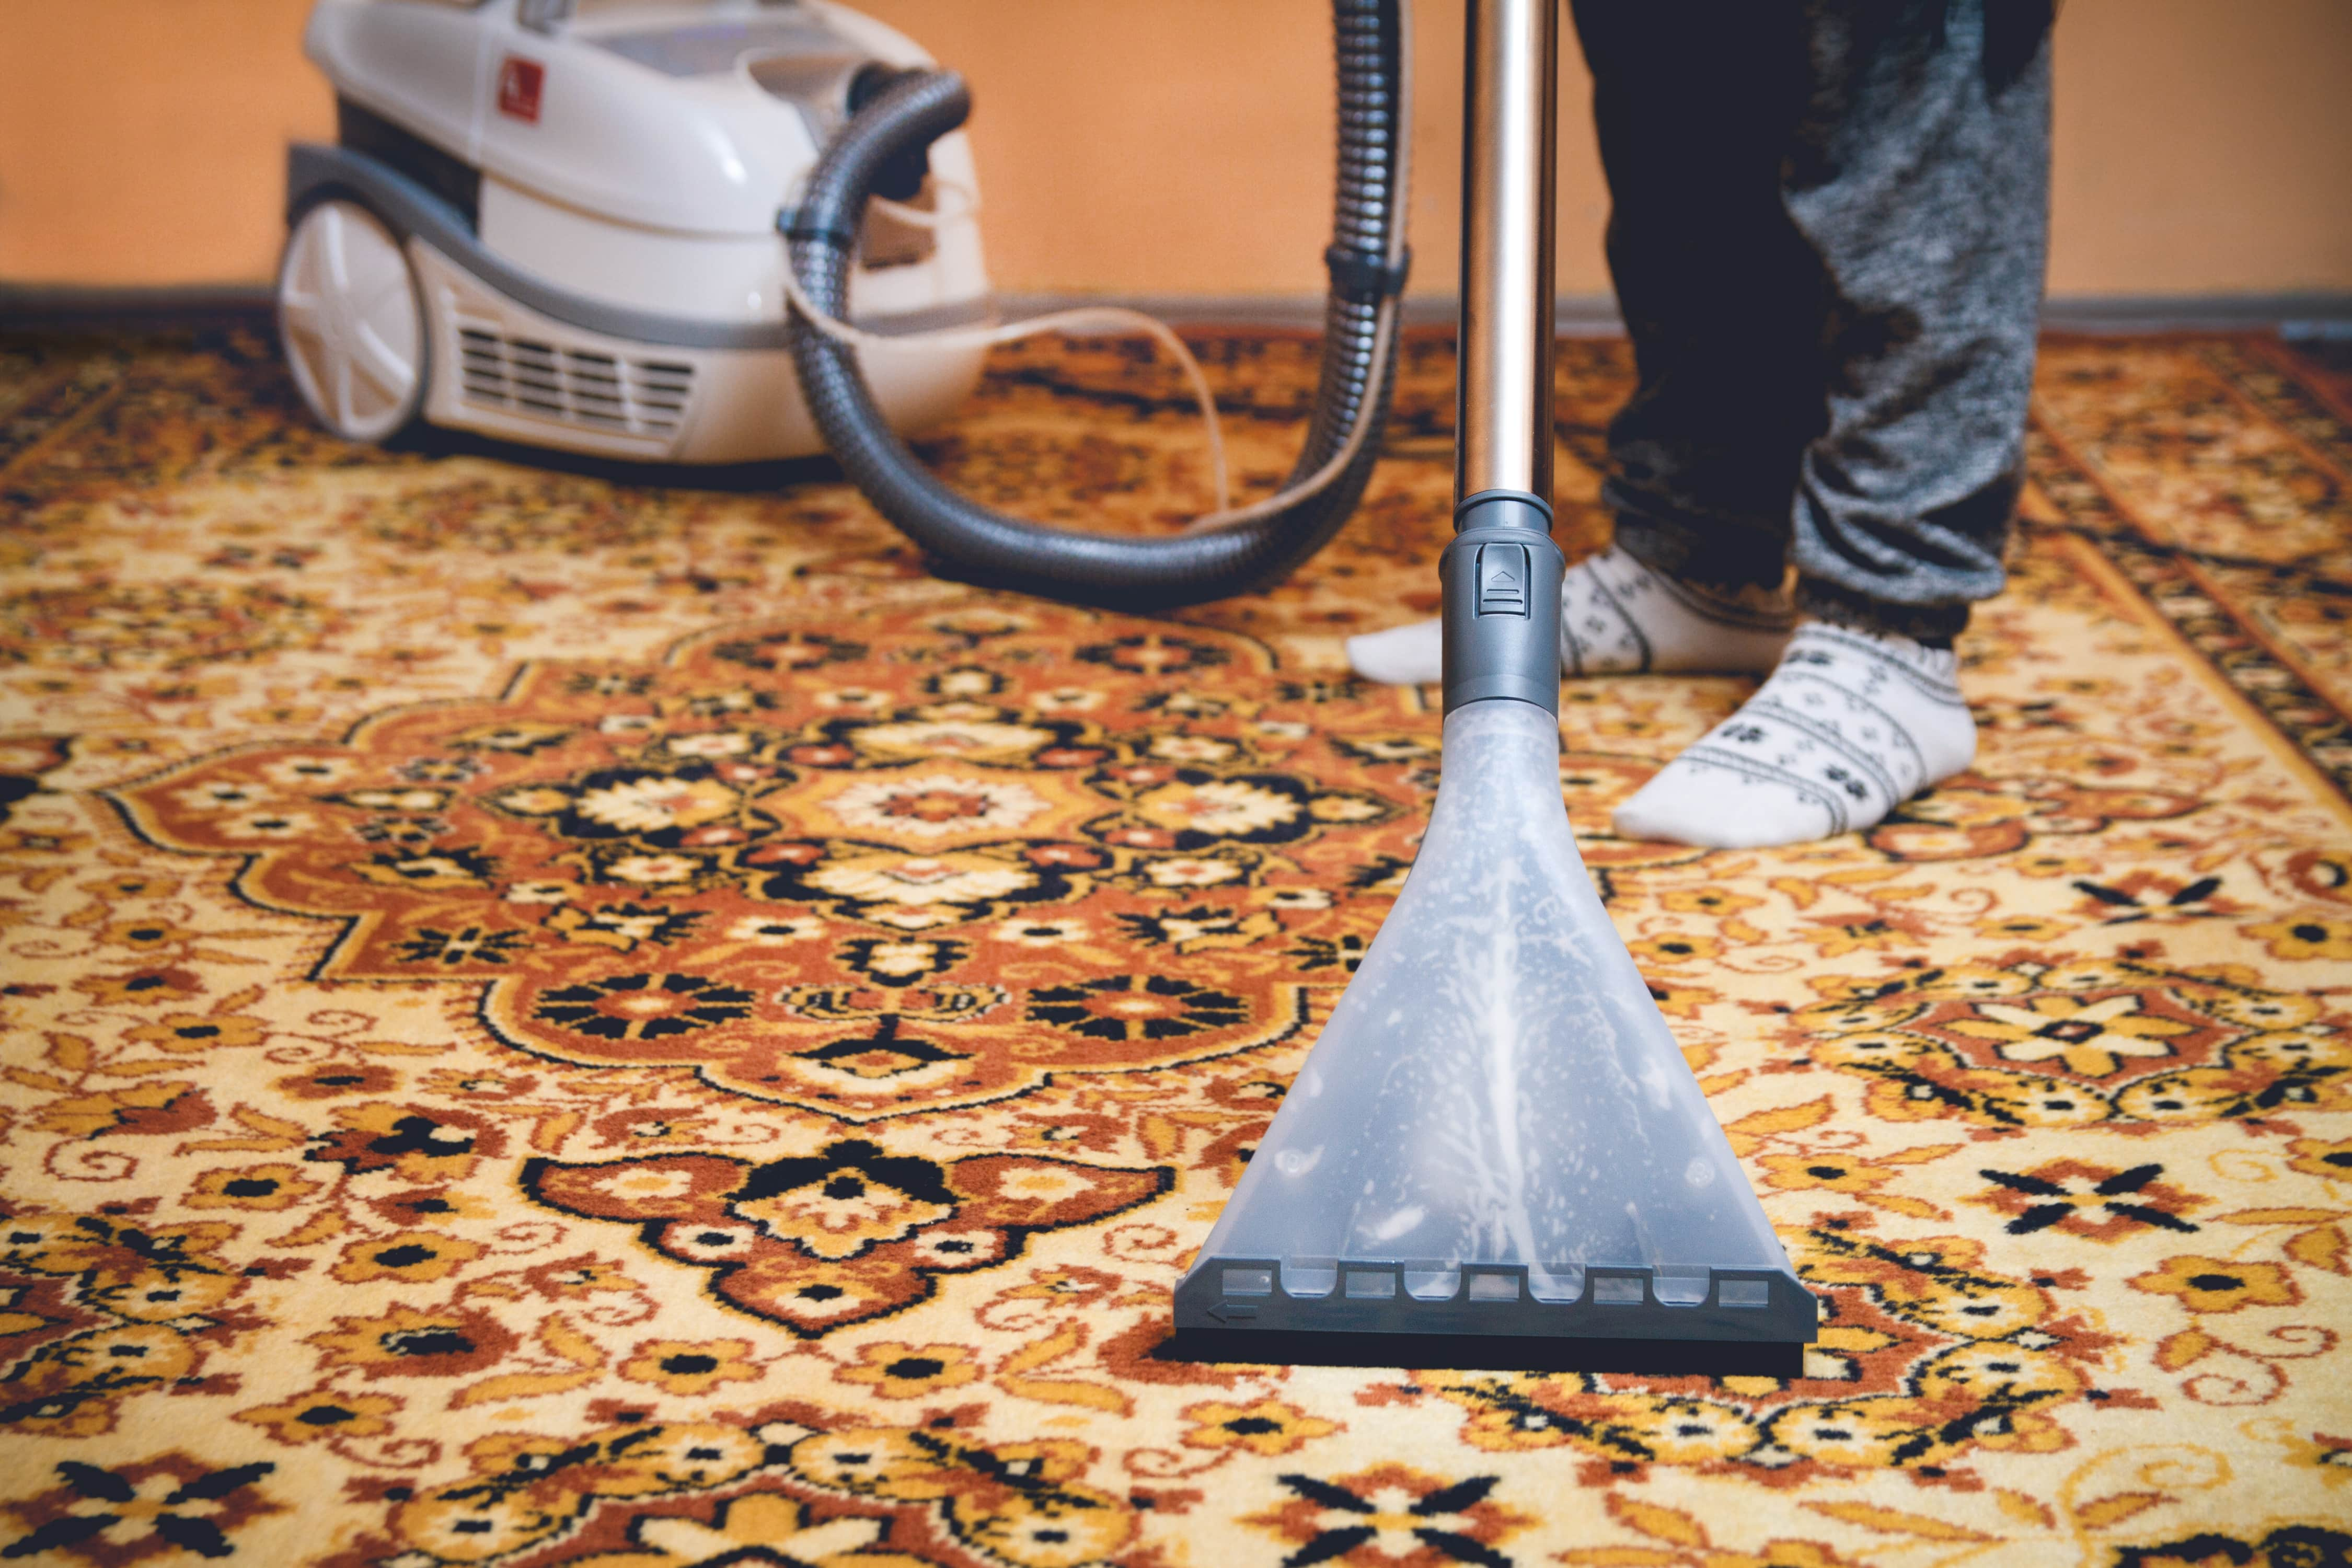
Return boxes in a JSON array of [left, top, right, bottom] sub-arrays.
[[0, 324, 2348, 1566]]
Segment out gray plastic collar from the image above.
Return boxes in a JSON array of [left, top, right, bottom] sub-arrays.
[[1440, 490, 1563, 715]]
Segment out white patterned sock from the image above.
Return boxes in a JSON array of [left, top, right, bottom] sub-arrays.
[[1345, 546, 1794, 685], [1612, 621, 1977, 848], [1558, 546, 1796, 676]]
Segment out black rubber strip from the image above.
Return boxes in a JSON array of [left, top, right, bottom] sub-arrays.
[[1157, 1329, 1807, 1376]]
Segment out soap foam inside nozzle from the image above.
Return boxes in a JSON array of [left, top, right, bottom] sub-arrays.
[[1187, 698, 1792, 1300]]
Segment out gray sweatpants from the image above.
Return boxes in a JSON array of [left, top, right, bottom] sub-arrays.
[[1570, 0, 2054, 644]]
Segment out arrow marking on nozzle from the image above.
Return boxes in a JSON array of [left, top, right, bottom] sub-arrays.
[[1209, 1301, 1259, 1323]]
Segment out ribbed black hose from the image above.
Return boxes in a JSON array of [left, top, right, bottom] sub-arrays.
[[786, 0, 1405, 610]]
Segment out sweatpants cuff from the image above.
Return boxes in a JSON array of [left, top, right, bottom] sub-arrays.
[[1796, 578, 1972, 648], [1612, 512, 1789, 594]]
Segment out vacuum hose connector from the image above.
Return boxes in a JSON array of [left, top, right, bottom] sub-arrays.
[[1440, 489, 1563, 716], [785, 0, 1409, 610]]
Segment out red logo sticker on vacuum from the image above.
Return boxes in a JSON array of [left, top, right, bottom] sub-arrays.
[[497, 56, 545, 123]]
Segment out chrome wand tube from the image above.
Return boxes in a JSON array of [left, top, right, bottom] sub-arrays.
[[1442, 0, 1565, 716]]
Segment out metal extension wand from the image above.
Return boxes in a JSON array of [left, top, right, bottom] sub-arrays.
[[1442, 0, 1566, 717]]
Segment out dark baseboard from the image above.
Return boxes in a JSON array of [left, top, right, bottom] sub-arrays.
[[2040, 291, 2352, 338], [0, 283, 276, 333], [6, 283, 2348, 339], [1006, 290, 2352, 338]]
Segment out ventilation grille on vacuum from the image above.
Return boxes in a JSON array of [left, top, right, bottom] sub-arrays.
[[455, 324, 694, 437]]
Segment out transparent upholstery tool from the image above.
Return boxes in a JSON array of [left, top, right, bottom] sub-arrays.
[[1170, 700, 1814, 1367]]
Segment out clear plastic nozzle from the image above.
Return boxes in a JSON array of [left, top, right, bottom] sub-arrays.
[[1182, 698, 1796, 1319]]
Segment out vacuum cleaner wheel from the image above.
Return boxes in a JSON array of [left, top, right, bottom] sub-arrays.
[[279, 199, 427, 443]]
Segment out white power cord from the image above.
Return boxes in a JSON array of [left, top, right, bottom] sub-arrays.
[[781, 255, 1233, 513], [868, 186, 975, 230]]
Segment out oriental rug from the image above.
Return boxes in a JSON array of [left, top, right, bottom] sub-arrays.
[[0, 323, 2347, 1567]]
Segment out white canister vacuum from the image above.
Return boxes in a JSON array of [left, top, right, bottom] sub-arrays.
[[282, 0, 988, 464]]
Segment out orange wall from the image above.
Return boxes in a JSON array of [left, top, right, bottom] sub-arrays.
[[3, 0, 2347, 297], [2046, 0, 2352, 296], [0, 0, 323, 289]]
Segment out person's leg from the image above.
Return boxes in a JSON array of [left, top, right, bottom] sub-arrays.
[[1786, 0, 2053, 641], [1350, 0, 1819, 686], [1616, 0, 2052, 847], [1572, 0, 1823, 606]]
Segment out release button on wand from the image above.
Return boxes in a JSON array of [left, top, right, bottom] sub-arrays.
[[1475, 543, 1530, 616]]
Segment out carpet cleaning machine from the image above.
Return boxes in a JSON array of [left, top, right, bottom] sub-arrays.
[[283, 0, 1814, 1371]]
